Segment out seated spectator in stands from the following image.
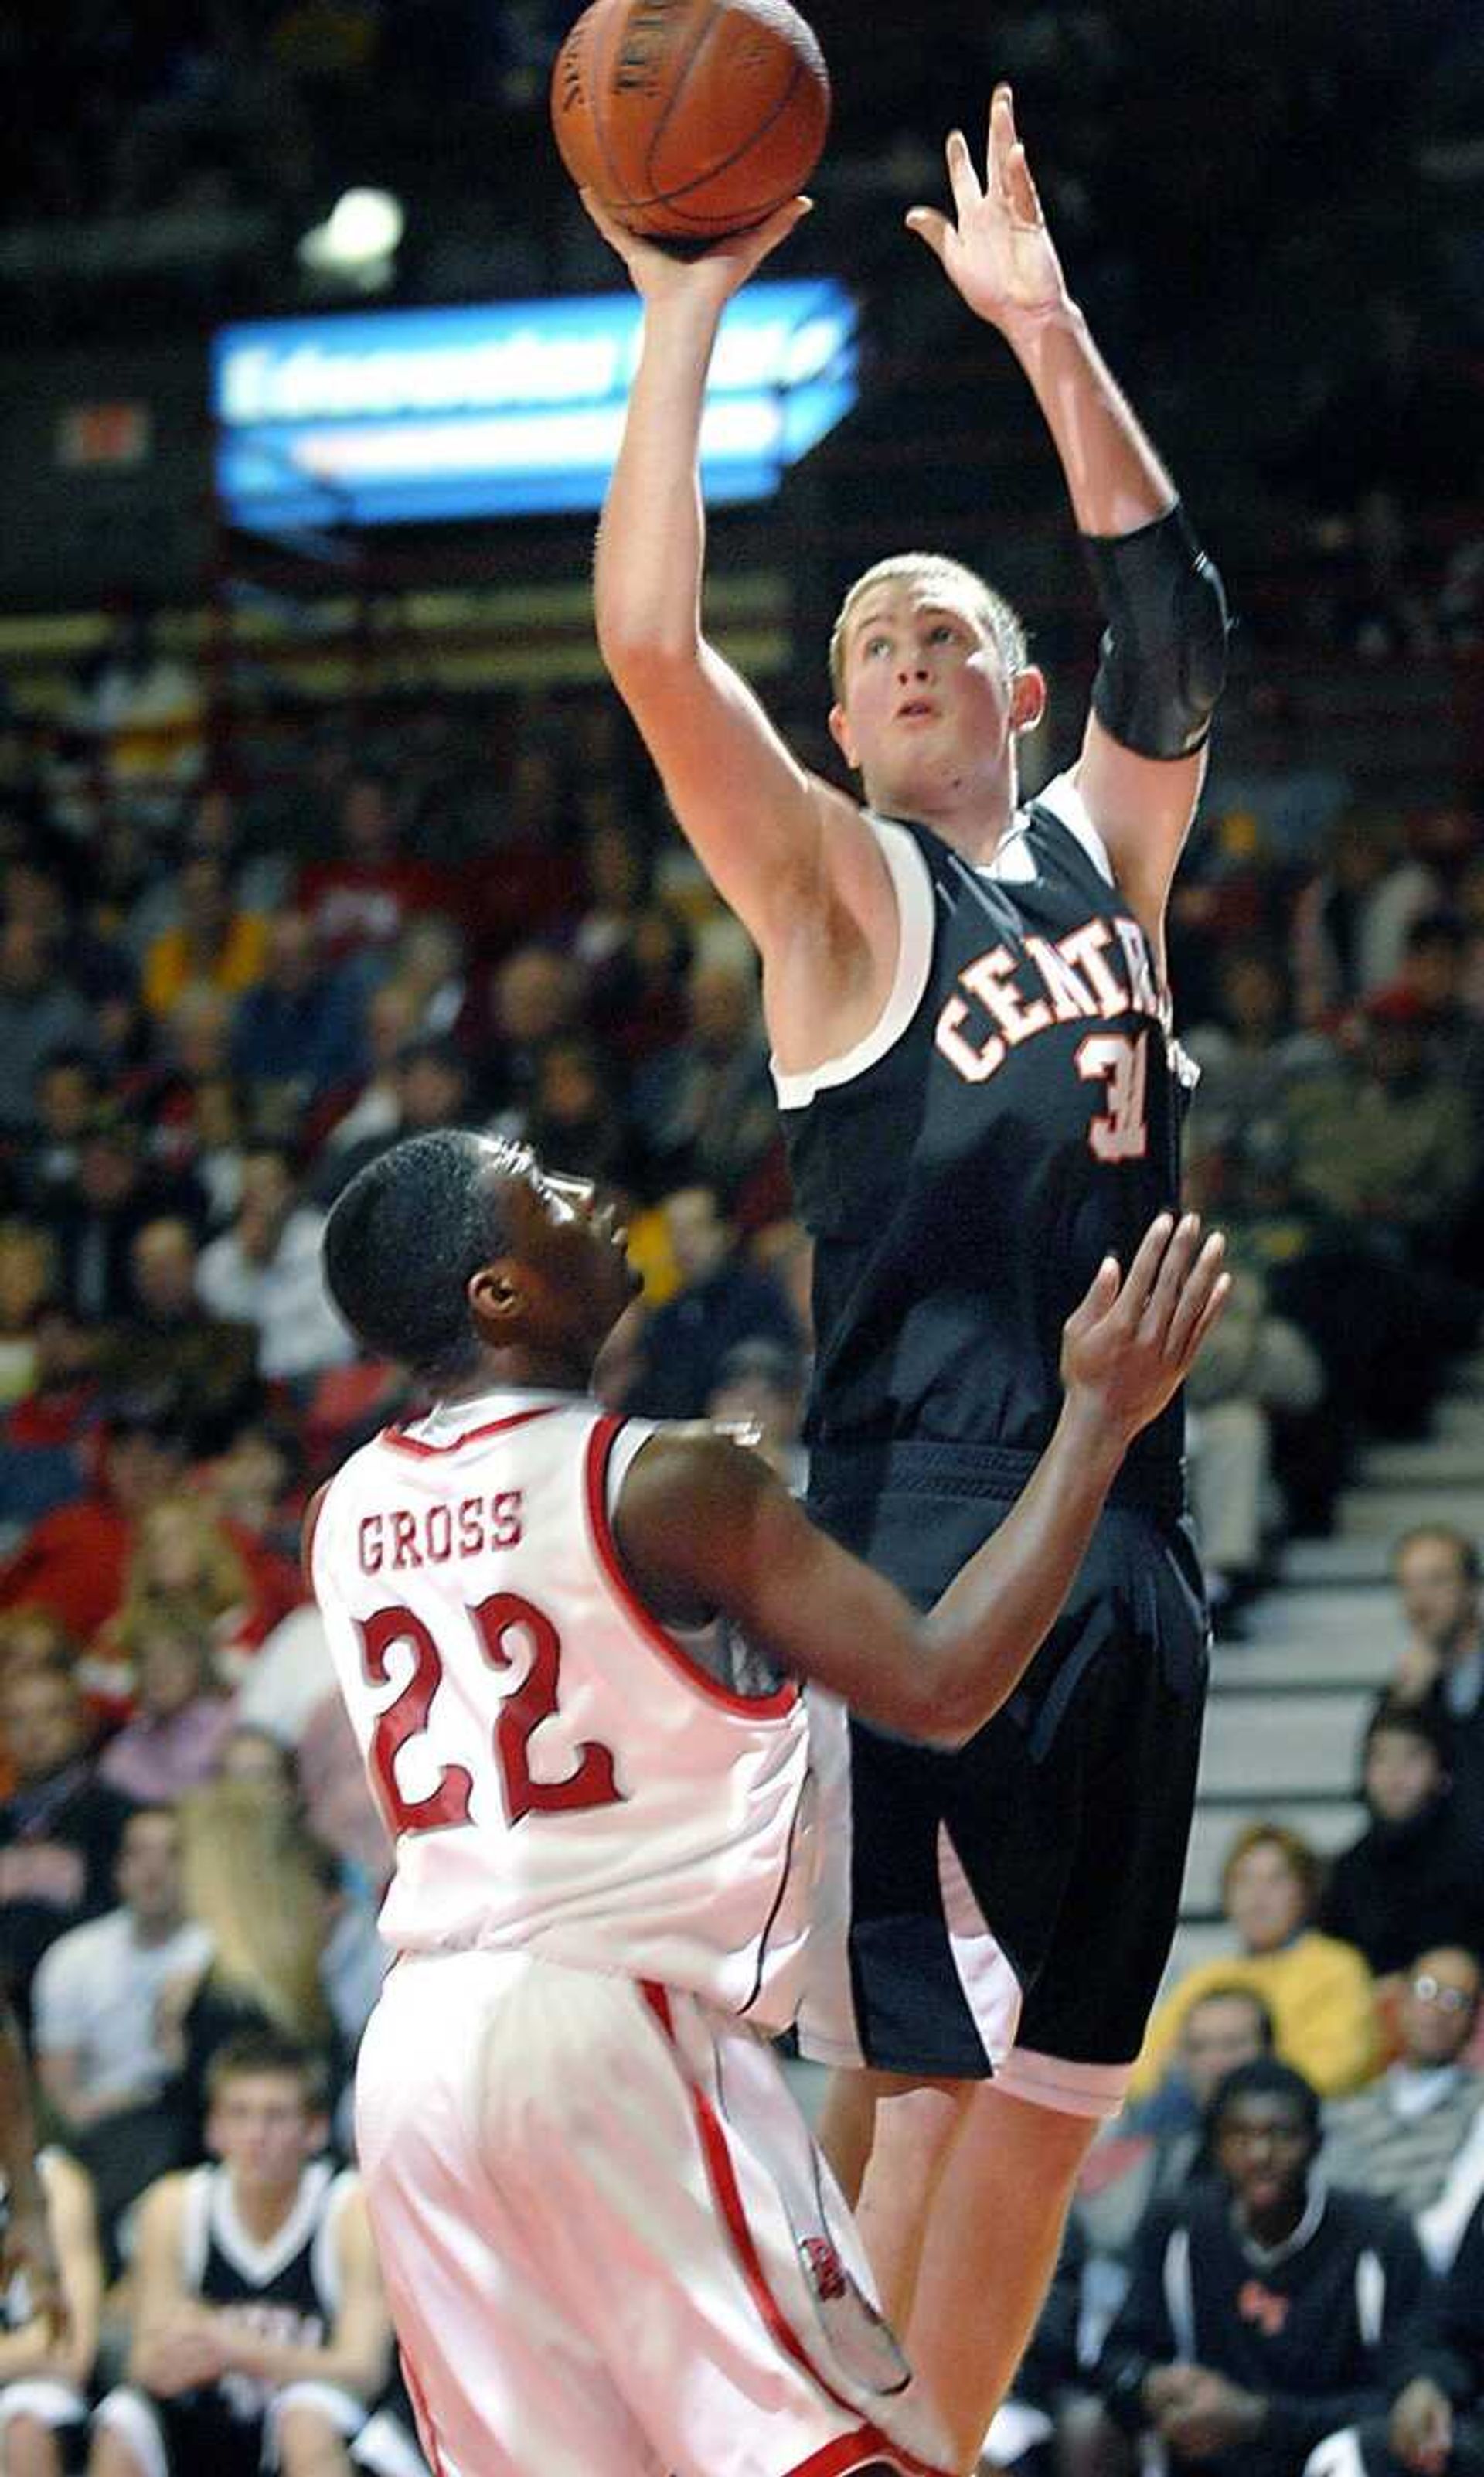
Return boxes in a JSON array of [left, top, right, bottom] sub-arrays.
[[573, 818, 650, 971], [96, 1620, 235, 1803], [208, 1421, 303, 1570], [158, 1784, 340, 2142], [478, 943, 584, 1125], [17, 1048, 103, 1213], [0, 918, 94, 1139], [1079, 1988, 1278, 2276], [1384, 1528, 1484, 1845], [0, 1405, 186, 1645], [197, 1145, 354, 1385], [523, 1034, 637, 1193], [141, 847, 267, 1023], [125, 788, 288, 969], [94, 1216, 259, 1455], [69, 599, 203, 833], [31, 1806, 211, 2247], [627, 1185, 799, 1420], [1285, 992, 1480, 1264], [1291, 808, 1442, 1028], [298, 765, 454, 969], [706, 1339, 808, 1491], [88, 2032, 401, 2477], [1319, 1705, 1484, 1979], [0, 1297, 97, 1475], [43, 1111, 207, 1324], [1346, 2189, 1484, 2477], [1090, 2061, 1429, 2477], [1324, 1949, 1484, 2224], [1129, 1825, 1377, 2106], [1384, 913, 1484, 1133], [588, 899, 693, 1066], [0, 1664, 132, 2025], [230, 908, 362, 1123], [0, 2140, 101, 2477], [92, 1496, 298, 1710], [1184, 945, 1338, 1130], [313, 1038, 470, 1205], [631, 954, 779, 1201]]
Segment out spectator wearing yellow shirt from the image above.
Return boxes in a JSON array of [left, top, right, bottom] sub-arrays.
[[142, 850, 267, 1022], [1131, 1823, 1378, 2107]]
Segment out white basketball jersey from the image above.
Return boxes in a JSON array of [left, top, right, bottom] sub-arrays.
[[312, 1390, 816, 2029]]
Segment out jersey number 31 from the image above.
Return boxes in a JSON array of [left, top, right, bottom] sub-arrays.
[[358, 1596, 623, 1838]]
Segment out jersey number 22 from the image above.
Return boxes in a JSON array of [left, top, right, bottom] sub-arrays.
[[358, 1596, 623, 1837]]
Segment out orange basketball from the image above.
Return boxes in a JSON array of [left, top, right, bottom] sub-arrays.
[[552, 0, 830, 245]]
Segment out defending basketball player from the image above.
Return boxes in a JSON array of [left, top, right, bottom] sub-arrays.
[[310, 1132, 1226, 2477], [588, 80, 1229, 2465]]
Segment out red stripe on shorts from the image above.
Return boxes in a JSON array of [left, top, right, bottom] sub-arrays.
[[637, 1983, 953, 2477]]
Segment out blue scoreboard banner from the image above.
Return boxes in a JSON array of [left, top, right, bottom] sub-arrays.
[[211, 282, 858, 532]]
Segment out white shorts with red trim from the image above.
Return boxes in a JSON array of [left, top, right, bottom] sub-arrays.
[[354, 1946, 955, 2477]]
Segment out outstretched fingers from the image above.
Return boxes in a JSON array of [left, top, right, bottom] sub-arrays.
[[1111, 1211, 1177, 1327], [1139, 1213, 1207, 1351], [1168, 1240, 1231, 1368]]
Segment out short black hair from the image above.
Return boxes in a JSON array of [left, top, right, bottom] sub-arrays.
[[1184, 1983, 1276, 2050], [1363, 1698, 1450, 1767], [323, 1129, 509, 1385], [204, 2027, 328, 2111], [1206, 2056, 1321, 2145]]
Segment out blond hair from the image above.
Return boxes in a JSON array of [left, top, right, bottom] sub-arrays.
[[117, 1499, 248, 1644], [828, 554, 1030, 700], [177, 1781, 332, 2044]]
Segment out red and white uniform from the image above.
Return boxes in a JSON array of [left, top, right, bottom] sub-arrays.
[[314, 1388, 952, 2477]]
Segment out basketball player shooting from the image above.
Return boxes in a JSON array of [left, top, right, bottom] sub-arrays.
[[310, 1133, 1227, 2477], [589, 79, 1230, 2467]]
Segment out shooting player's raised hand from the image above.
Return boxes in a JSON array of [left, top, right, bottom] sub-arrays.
[[907, 84, 1070, 333]]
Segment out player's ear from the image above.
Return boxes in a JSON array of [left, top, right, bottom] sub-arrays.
[[468, 1259, 525, 1337], [1009, 666, 1047, 736], [827, 701, 859, 772]]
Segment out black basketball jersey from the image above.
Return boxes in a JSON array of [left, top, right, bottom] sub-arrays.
[[179, 2156, 349, 2425], [779, 772, 1193, 1482]]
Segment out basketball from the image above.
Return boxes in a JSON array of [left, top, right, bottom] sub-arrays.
[[551, 0, 830, 245]]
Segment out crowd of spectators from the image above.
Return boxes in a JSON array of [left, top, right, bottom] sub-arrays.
[[0, 430, 1479, 2477], [985, 1519, 1484, 2477]]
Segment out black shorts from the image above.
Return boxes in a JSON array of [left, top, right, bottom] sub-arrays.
[[802, 1439, 1209, 2084]]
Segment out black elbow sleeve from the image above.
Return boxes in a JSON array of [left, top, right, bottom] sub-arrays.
[[1082, 502, 1230, 761]]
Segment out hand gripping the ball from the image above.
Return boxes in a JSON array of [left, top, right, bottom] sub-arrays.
[[907, 83, 1071, 335], [580, 187, 812, 308]]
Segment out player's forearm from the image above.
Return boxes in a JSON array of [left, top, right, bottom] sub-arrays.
[[921, 1391, 1126, 1742], [1004, 301, 1175, 538], [595, 298, 722, 663]]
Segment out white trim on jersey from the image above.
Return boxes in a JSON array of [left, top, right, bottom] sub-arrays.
[[935, 1823, 1024, 2070], [1023, 770, 1115, 888], [309, 2169, 361, 2324], [209, 2158, 337, 2292], [769, 773, 1111, 1110], [770, 816, 936, 1109]]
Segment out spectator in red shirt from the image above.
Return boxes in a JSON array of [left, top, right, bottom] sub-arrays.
[[0, 1405, 185, 1643], [297, 767, 454, 969]]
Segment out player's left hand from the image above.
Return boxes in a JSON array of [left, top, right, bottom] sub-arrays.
[[1060, 1211, 1230, 1443], [906, 86, 1070, 334]]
